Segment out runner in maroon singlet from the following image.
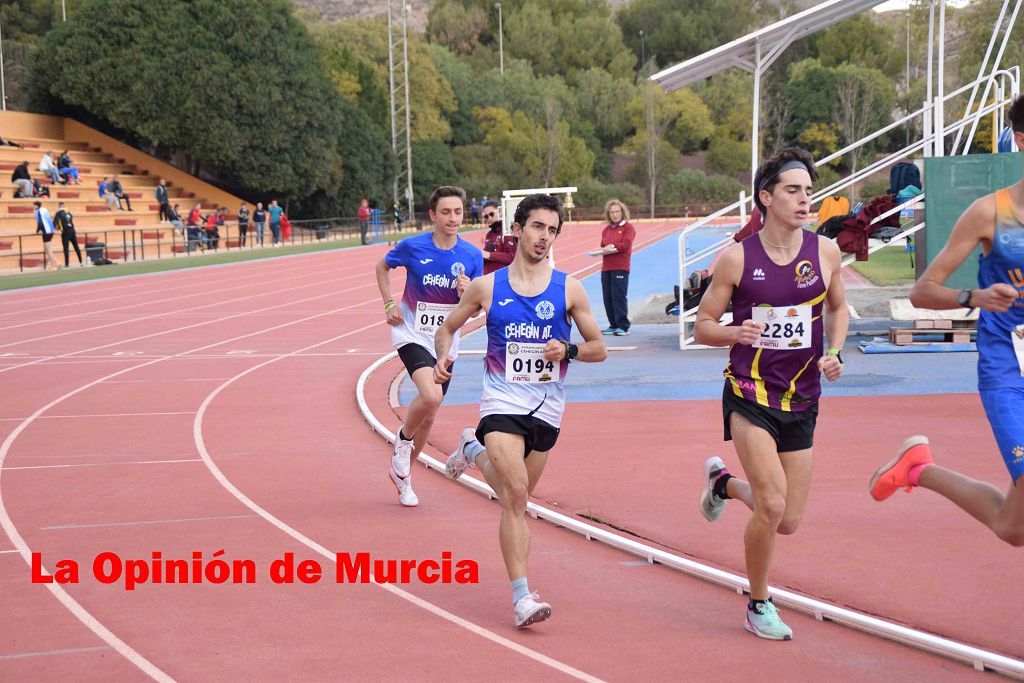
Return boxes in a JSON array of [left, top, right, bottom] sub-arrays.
[[693, 147, 849, 640]]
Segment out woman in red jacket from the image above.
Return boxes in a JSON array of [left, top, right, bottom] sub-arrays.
[[589, 199, 635, 336]]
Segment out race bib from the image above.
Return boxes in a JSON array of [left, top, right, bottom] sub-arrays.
[[1012, 324, 1024, 376], [415, 301, 456, 335], [505, 342, 558, 384], [752, 305, 812, 350]]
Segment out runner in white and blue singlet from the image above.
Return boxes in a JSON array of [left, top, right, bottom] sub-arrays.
[[870, 94, 1024, 547], [374, 186, 483, 508], [434, 193, 607, 628]]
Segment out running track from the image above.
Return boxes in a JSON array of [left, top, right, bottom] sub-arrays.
[[0, 222, 1006, 680]]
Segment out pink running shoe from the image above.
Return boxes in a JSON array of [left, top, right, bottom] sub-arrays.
[[869, 435, 933, 501]]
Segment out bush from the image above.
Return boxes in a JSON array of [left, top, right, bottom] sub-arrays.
[[573, 178, 645, 211], [659, 170, 744, 205], [705, 135, 749, 175]]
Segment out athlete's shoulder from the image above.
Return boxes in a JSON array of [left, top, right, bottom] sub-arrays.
[[814, 232, 842, 258], [456, 235, 483, 254], [963, 192, 999, 227]]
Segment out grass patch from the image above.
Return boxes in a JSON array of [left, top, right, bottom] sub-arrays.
[[0, 226, 476, 292], [850, 244, 917, 286]]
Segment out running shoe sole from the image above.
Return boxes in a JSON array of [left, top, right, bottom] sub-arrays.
[[388, 465, 418, 507], [516, 604, 552, 628], [869, 435, 930, 501], [745, 617, 793, 641], [699, 456, 727, 522]]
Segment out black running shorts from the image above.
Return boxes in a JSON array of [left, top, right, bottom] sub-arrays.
[[722, 382, 817, 452], [397, 343, 453, 396], [476, 414, 560, 459]]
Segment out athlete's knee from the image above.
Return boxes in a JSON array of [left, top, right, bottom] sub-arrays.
[[754, 495, 786, 528], [776, 515, 802, 535], [500, 482, 529, 514]]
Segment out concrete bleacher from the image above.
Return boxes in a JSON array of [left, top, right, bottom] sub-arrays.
[[0, 110, 244, 271]]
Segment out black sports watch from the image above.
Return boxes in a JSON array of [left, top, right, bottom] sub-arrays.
[[956, 289, 974, 308], [561, 340, 579, 361]]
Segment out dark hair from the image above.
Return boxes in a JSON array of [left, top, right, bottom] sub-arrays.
[[33, 201, 41, 207], [514, 193, 564, 234], [482, 199, 500, 210], [429, 185, 466, 212], [1010, 93, 1024, 134], [752, 147, 817, 213]]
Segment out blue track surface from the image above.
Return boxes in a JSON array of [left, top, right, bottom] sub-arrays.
[[399, 231, 979, 406]]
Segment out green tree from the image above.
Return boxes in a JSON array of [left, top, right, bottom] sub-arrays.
[[832, 64, 895, 199], [426, 0, 488, 55], [412, 140, 458, 206], [783, 59, 841, 142], [625, 86, 713, 154], [705, 134, 749, 176], [30, 0, 393, 217], [617, 0, 757, 70], [574, 67, 637, 148], [429, 44, 487, 146], [816, 15, 903, 80]]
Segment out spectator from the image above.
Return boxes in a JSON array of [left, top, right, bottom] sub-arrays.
[[54, 202, 83, 267], [267, 199, 284, 247], [57, 150, 80, 185], [167, 203, 184, 235], [469, 197, 480, 225], [39, 151, 63, 185], [109, 175, 132, 211], [31, 178, 50, 199], [480, 200, 517, 275], [34, 201, 60, 270], [186, 202, 205, 251], [357, 198, 371, 245], [237, 202, 250, 247], [12, 161, 32, 198], [252, 201, 266, 246], [0, 134, 23, 148], [588, 198, 636, 336], [155, 179, 170, 222], [204, 210, 220, 250], [392, 202, 402, 231], [279, 211, 291, 242], [98, 177, 120, 210]]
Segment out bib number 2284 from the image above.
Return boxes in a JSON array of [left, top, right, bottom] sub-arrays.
[[751, 305, 812, 350]]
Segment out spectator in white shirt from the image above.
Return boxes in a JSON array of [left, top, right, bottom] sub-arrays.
[[39, 151, 62, 185]]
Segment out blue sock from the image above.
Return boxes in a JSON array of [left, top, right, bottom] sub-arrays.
[[463, 439, 485, 464], [511, 577, 530, 605]]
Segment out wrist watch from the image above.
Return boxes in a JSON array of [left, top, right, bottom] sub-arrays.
[[956, 289, 974, 308]]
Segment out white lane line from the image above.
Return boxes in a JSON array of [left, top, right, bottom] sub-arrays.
[[0, 412, 195, 421], [0, 646, 113, 661], [0, 548, 20, 554], [0, 226, 658, 681], [358, 359, 1024, 679], [0, 276, 418, 681], [4, 459, 202, 471], [192, 324, 606, 683], [43, 514, 257, 531]]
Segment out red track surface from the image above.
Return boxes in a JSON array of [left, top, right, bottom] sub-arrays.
[[0, 222, 1002, 680]]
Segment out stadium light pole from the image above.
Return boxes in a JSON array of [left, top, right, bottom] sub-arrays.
[[62, 0, 66, 21], [639, 30, 646, 71], [495, 3, 503, 76]]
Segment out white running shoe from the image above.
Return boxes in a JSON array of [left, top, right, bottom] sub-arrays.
[[388, 465, 419, 507], [514, 592, 551, 628], [699, 456, 728, 522], [392, 431, 414, 479], [445, 427, 478, 480]]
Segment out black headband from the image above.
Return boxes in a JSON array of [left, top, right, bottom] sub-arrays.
[[757, 160, 811, 196]]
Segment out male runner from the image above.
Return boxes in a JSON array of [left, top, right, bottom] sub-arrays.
[[870, 94, 1024, 547], [693, 147, 848, 640], [435, 193, 607, 627], [374, 186, 483, 506]]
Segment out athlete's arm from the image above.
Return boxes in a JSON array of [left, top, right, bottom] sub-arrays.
[[434, 277, 488, 384], [693, 244, 763, 346], [910, 196, 1017, 312], [819, 238, 848, 382], [374, 258, 403, 326], [548, 277, 607, 363]]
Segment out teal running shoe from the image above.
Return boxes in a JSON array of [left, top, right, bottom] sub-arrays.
[[745, 600, 793, 640]]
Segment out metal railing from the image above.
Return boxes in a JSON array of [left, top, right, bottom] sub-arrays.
[[0, 217, 434, 273], [676, 67, 1021, 349]]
